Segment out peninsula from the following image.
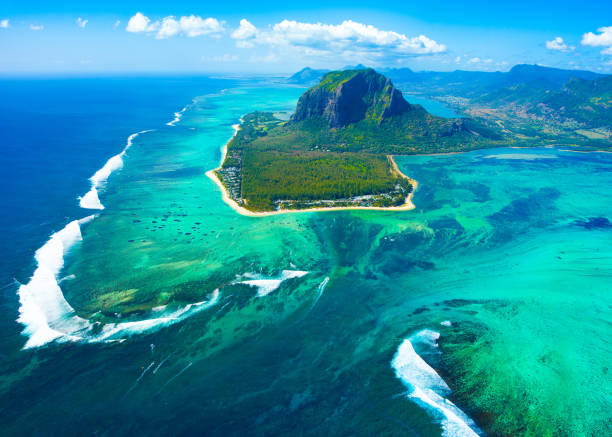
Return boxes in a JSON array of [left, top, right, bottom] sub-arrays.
[[208, 68, 503, 214]]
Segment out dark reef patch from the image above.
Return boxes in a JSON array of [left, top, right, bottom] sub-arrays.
[[573, 216, 612, 229]]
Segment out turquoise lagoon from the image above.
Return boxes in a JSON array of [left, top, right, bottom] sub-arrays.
[[3, 83, 611, 436]]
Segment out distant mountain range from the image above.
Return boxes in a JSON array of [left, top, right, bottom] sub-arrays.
[[288, 64, 604, 90], [288, 64, 611, 130]]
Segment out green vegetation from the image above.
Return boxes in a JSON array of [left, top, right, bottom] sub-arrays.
[[533, 75, 612, 128], [215, 69, 504, 212], [316, 69, 360, 92], [242, 151, 410, 210], [378, 63, 611, 149]]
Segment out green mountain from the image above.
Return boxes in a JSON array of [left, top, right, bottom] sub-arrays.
[[292, 69, 414, 127], [285, 69, 501, 153], [215, 69, 503, 212], [531, 75, 612, 128]]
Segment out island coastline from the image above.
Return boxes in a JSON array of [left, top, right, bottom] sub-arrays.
[[205, 121, 419, 217]]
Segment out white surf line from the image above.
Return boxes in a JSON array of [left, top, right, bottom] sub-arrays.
[[91, 289, 220, 343], [17, 216, 95, 349], [391, 329, 482, 437], [17, 108, 229, 349], [166, 104, 189, 126], [234, 270, 309, 297], [124, 361, 156, 397], [78, 129, 153, 210], [16, 217, 220, 349]]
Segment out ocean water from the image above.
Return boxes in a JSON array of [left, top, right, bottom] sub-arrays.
[[402, 94, 460, 118], [0, 76, 232, 349], [1, 80, 611, 436]]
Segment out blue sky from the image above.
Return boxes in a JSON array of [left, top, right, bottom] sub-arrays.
[[1, 0, 611, 74]]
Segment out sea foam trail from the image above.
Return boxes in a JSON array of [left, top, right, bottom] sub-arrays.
[[391, 330, 481, 437], [235, 270, 309, 297], [17, 216, 95, 349], [79, 130, 152, 210], [92, 290, 220, 342], [166, 105, 188, 126], [18, 116, 220, 349], [16, 213, 219, 348]]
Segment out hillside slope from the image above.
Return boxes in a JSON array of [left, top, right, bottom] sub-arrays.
[[214, 69, 503, 212]]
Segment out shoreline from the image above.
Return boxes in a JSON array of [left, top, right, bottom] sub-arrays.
[[205, 122, 419, 217]]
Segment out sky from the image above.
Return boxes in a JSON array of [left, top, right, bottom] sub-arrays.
[[1, 0, 611, 75]]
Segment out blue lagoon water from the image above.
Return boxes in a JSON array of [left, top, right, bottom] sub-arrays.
[[1, 78, 610, 436]]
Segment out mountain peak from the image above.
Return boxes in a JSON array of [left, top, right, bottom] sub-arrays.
[[508, 64, 602, 85], [291, 69, 413, 128]]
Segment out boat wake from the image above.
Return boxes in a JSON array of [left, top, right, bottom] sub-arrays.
[[78, 130, 152, 210], [391, 329, 481, 437]]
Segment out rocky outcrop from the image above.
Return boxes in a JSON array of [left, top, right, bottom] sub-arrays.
[[291, 69, 414, 128]]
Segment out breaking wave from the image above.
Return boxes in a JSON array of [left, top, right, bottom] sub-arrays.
[[78, 130, 152, 210], [17, 109, 222, 349], [391, 330, 481, 437], [17, 216, 219, 350], [235, 270, 309, 297], [166, 105, 188, 126]]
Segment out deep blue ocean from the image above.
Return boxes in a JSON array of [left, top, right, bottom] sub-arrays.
[[0, 76, 233, 353], [2, 77, 609, 436]]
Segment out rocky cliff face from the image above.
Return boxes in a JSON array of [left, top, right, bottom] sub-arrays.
[[291, 69, 414, 128]]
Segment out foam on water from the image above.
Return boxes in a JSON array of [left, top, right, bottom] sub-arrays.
[[236, 270, 309, 297], [92, 289, 220, 342], [166, 105, 188, 126], [79, 130, 152, 210], [18, 117, 222, 348], [17, 216, 95, 348], [17, 224, 220, 350], [391, 330, 481, 437]]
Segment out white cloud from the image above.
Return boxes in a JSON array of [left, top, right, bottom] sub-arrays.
[[126, 12, 224, 39], [545, 36, 574, 52], [76, 17, 88, 28], [114, 20, 121, 29], [231, 19, 446, 61], [468, 57, 481, 63], [582, 26, 612, 65], [30, 24, 44, 31], [232, 19, 257, 40], [455, 56, 461, 63], [0, 19, 9, 29], [232, 19, 257, 47], [126, 12, 153, 33], [582, 26, 612, 61], [582, 26, 612, 48]]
